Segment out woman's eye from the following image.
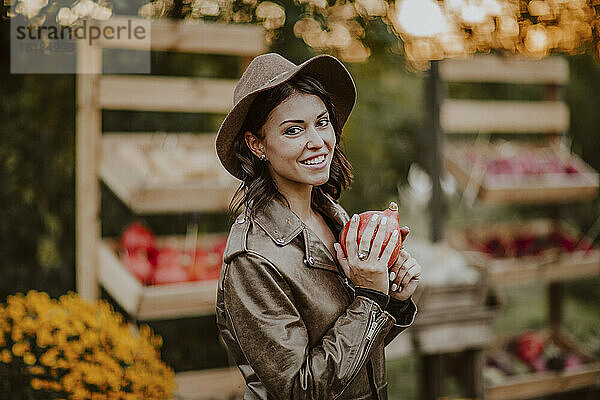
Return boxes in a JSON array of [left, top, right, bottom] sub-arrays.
[[318, 118, 330, 127], [285, 127, 302, 135]]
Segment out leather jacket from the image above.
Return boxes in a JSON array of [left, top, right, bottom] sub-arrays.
[[215, 191, 418, 399]]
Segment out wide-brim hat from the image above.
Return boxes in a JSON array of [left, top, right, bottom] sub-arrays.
[[215, 52, 357, 180]]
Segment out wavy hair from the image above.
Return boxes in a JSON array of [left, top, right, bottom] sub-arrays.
[[228, 73, 353, 219]]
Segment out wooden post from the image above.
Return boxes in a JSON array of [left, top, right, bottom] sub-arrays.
[[76, 39, 102, 301], [427, 60, 445, 243]]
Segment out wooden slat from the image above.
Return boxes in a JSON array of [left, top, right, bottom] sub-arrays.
[[98, 75, 235, 113], [76, 41, 102, 301], [91, 16, 266, 56], [440, 55, 569, 84], [174, 367, 245, 400], [98, 237, 222, 320], [100, 133, 239, 213], [441, 100, 569, 134]]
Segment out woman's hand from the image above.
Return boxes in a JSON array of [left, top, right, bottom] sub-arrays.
[[333, 213, 399, 295], [387, 249, 421, 301]]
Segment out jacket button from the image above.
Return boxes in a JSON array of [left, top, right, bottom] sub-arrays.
[[276, 238, 285, 244]]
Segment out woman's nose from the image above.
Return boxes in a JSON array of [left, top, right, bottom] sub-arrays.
[[306, 126, 326, 148]]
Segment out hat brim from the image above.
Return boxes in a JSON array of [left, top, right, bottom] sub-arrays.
[[215, 54, 357, 181]]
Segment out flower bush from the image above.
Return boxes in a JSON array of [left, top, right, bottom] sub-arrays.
[[0, 290, 175, 399]]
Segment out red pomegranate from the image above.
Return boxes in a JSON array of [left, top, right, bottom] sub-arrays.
[[120, 221, 155, 254], [339, 202, 409, 269], [516, 331, 545, 364], [153, 247, 189, 285], [120, 252, 154, 284]]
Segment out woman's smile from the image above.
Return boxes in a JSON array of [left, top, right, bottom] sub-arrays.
[[256, 92, 336, 189]]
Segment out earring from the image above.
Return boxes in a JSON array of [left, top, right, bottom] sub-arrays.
[[260, 154, 267, 161]]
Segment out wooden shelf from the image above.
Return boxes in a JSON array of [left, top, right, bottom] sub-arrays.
[[101, 133, 240, 213], [98, 234, 225, 320], [448, 219, 600, 286], [485, 329, 600, 400], [173, 367, 245, 400], [445, 142, 599, 204]]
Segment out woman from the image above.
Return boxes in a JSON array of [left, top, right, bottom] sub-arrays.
[[215, 52, 422, 399]]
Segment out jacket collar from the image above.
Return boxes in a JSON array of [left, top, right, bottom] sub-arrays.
[[250, 191, 350, 273]]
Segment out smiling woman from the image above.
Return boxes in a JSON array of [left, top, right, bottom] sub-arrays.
[[214, 53, 418, 399]]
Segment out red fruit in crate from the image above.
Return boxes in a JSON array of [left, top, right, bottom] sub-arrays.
[[482, 237, 508, 258], [153, 247, 189, 285], [339, 202, 409, 269], [548, 230, 576, 252], [564, 353, 584, 370], [514, 234, 538, 257], [156, 247, 183, 269], [120, 252, 154, 285], [120, 221, 155, 254], [517, 331, 545, 363], [530, 356, 547, 372], [565, 164, 579, 174], [153, 264, 189, 285]]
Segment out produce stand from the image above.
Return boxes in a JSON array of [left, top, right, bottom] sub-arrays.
[[432, 54, 600, 400], [447, 219, 600, 286], [75, 16, 266, 399], [485, 329, 600, 400], [444, 142, 599, 204]]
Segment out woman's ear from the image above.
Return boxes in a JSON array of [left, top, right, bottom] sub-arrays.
[[244, 131, 264, 158]]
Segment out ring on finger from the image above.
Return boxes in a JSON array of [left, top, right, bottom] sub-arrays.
[[358, 250, 369, 261]]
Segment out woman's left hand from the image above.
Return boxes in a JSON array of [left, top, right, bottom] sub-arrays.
[[388, 249, 421, 301]]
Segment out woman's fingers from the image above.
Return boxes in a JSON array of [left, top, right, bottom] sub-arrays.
[[359, 214, 379, 259], [399, 260, 419, 288], [378, 229, 399, 269], [394, 250, 411, 285], [345, 214, 360, 264], [368, 217, 389, 264]]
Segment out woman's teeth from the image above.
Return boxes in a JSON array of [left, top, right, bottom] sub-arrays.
[[300, 154, 326, 165]]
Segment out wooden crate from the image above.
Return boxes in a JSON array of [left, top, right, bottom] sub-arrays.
[[444, 142, 599, 204], [101, 133, 240, 214], [448, 219, 600, 286], [173, 367, 245, 400], [411, 305, 499, 355], [485, 329, 600, 400], [413, 282, 488, 313], [98, 233, 226, 320]]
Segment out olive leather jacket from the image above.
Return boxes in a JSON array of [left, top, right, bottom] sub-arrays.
[[215, 192, 418, 399]]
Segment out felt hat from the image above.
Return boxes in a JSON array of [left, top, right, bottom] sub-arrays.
[[215, 52, 356, 180]]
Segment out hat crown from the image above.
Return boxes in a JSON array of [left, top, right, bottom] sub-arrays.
[[233, 53, 297, 105]]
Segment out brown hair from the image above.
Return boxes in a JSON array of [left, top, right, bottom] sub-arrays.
[[228, 73, 353, 219]]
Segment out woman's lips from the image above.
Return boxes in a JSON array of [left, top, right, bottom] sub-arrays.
[[299, 154, 327, 169]]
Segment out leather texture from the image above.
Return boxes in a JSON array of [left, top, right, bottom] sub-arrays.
[[215, 191, 418, 399]]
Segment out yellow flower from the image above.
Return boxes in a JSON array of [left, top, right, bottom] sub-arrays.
[[23, 352, 36, 365], [1, 349, 12, 363]]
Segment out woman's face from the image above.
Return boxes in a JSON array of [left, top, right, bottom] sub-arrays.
[[248, 92, 336, 192]]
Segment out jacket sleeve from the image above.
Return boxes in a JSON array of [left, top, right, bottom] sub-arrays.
[[383, 296, 418, 347], [220, 251, 397, 400]]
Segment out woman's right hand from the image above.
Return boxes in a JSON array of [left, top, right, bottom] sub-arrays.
[[333, 213, 400, 295]]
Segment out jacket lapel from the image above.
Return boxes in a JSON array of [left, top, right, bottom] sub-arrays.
[[252, 191, 350, 274]]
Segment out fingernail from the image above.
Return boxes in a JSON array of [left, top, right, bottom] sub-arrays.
[[381, 217, 388, 225], [371, 214, 378, 222], [391, 283, 398, 291], [390, 271, 396, 281], [392, 230, 399, 237]]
